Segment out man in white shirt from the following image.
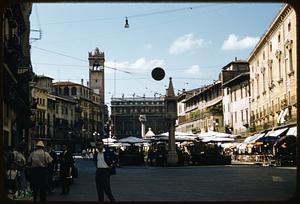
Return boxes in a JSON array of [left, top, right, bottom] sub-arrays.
[[94, 140, 115, 202]]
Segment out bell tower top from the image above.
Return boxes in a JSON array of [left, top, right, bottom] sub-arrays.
[[88, 47, 105, 69]]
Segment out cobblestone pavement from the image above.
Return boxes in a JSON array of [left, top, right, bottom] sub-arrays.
[[47, 159, 297, 201]]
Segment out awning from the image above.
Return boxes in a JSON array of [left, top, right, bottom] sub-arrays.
[[266, 127, 288, 137], [286, 126, 297, 137], [248, 133, 265, 144]]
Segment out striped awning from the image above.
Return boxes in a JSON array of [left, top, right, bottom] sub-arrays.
[[265, 127, 288, 137], [286, 126, 297, 137]]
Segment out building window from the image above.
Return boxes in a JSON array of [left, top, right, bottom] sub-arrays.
[[234, 112, 237, 123], [278, 58, 282, 80], [288, 49, 293, 73], [234, 91, 236, 101], [71, 87, 77, 95], [241, 110, 244, 122], [263, 51, 265, 60], [240, 85, 243, 99], [245, 108, 248, 123], [288, 22, 291, 31], [278, 33, 281, 43], [262, 72, 266, 93], [64, 87, 69, 95], [269, 42, 272, 52], [269, 64, 273, 82], [256, 77, 259, 96]]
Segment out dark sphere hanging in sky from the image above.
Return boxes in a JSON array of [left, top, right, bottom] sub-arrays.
[[151, 67, 165, 81]]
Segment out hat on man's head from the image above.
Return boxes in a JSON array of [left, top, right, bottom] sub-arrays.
[[36, 141, 45, 147]]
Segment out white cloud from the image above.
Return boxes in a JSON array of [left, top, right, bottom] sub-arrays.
[[222, 34, 259, 50], [184, 65, 200, 75], [106, 57, 164, 74], [169, 33, 206, 55]]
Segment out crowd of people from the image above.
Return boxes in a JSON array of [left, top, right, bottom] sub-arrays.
[[3, 141, 76, 201]]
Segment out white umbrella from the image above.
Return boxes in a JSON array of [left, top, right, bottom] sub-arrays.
[[198, 131, 236, 139], [202, 137, 235, 143], [118, 136, 146, 144], [102, 138, 117, 144]]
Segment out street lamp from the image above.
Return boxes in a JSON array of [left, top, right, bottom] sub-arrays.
[[124, 17, 129, 28]]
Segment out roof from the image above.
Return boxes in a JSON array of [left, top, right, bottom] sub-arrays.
[[247, 4, 290, 61], [53, 81, 87, 88], [36, 75, 54, 80], [184, 81, 221, 102], [221, 60, 248, 70], [222, 72, 250, 88], [111, 97, 164, 102]]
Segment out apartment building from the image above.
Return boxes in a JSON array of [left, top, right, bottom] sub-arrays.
[[248, 4, 296, 132], [177, 81, 223, 133], [52, 81, 105, 140], [221, 60, 250, 137]]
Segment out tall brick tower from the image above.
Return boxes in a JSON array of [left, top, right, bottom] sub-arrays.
[[88, 47, 105, 104]]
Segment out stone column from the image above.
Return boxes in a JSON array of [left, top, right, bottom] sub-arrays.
[[165, 77, 178, 165], [139, 115, 147, 138]]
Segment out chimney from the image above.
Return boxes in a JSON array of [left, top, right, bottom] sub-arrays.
[[235, 57, 237, 61], [81, 79, 84, 85]]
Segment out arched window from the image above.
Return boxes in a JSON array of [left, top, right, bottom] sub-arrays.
[[71, 87, 77, 95], [64, 87, 69, 95], [58, 87, 62, 95]]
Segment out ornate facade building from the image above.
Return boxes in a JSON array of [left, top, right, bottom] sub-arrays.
[[248, 4, 296, 132], [2, 3, 34, 148], [110, 96, 167, 139]]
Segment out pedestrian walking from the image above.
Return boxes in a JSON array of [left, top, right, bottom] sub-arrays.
[[27, 141, 53, 201], [93, 140, 116, 202], [59, 144, 74, 195]]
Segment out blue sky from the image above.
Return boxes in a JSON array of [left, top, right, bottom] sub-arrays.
[[30, 2, 283, 105]]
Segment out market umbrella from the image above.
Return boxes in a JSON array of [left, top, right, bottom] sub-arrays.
[[102, 138, 117, 144], [202, 137, 235, 143], [198, 131, 236, 139], [118, 136, 146, 144]]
